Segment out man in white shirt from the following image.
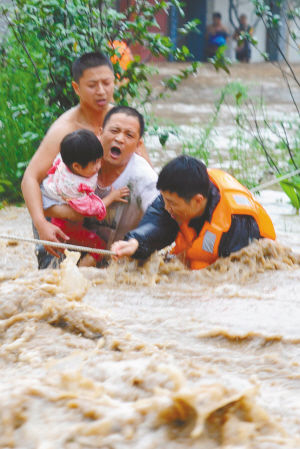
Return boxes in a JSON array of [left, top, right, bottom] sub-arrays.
[[21, 52, 153, 267], [36, 106, 158, 267], [89, 150, 158, 248]]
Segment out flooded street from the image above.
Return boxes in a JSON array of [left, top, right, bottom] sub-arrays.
[[0, 63, 300, 448], [149, 62, 300, 124]]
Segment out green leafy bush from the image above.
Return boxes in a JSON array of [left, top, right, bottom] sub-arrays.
[[0, 0, 200, 203], [279, 177, 300, 214]]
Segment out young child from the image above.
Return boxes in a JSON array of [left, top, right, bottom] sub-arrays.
[[41, 129, 129, 264]]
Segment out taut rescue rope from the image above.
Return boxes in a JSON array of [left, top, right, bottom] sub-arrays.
[[1, 168, 300, 252], [0, 234, 115, 256], [250, 168, 300, 193]]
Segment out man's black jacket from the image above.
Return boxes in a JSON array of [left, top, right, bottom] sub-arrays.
[[125, 181, 261, 260]]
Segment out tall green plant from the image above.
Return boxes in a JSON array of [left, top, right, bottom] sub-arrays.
[[249, 0, 300, 211], [0, 0, 200, 205], [224, 0, 300, 210], [1, 0, 200, 109]]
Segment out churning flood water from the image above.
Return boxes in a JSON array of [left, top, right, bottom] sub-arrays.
[[1, 63, 300, 448]]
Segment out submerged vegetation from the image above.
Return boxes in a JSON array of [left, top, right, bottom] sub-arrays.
[[148, 79, 299, 198]]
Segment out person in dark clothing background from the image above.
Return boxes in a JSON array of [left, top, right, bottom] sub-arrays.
[[111, 156, 276, 269], [233, 14, 253, 63], [205, 12, 229, 60]]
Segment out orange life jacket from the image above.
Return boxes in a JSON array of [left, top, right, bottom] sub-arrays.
[[172, 169, 276, 270], [109, 40, 133, 71]]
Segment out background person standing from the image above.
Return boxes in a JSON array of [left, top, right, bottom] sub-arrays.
[[233, 14, 253, 63], [205, 12, 229, 60]]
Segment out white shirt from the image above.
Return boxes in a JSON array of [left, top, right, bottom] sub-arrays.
[[85, 153, 158, 246]]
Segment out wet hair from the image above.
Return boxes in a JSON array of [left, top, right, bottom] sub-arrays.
[[213, 12, 222, 20], [157, 155, 210, 201], [72, 51, 113, 82], [60, 129, 103, 169], [102, 106, 145, 137]]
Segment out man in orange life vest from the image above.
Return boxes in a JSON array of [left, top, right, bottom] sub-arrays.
[[111, 155, 276, 269]]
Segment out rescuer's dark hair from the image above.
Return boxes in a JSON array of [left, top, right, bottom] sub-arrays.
[[157, 155, 210, 201]]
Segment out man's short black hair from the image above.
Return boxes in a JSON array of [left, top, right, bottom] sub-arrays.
[[157, 155, 210, 201], [102, 106, 145, 138], [60, 129, 103, 168], [213, 12, 222, 20], [72, 51, 113, 82]]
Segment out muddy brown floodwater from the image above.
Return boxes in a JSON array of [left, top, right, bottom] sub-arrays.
[[1, 63, 300, 449]]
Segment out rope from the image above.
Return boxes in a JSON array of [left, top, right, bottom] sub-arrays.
[[1, 168, 299, 256], [0, 234, 115, 257], [250, 167, 300, 193]]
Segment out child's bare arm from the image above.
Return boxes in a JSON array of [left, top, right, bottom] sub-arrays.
[[102, 186, 130, 208]]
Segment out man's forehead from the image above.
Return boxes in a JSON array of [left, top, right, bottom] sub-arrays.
[[105, 113, 140, 132], [80, 65, 114, 80], [161, 190, 193, 206], [161, 190, 181, 202]]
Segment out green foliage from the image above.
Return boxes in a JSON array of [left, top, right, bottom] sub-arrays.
[[279, 177, 300, 214], [147, 75, 298, 200], [0, 0, 200, 204], [0, 48, 58, 203], [1, 0, 200, 109], [278, 132, 300, 213], [252, 0, 281, 26], [208, 45, 232, 75], [178, 19, 201, 36], [160, 62, 199, 92], [250, 0, 300, 210], [225, 83, 300, 203], [181, 78, 299, 193], [146, 115, 179, 149], [212, 82, 263, 188], [0, 179, 15, 209], [182, 134, 210, 166]]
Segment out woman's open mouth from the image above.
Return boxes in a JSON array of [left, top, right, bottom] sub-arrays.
[[110, 146, 122, 159]]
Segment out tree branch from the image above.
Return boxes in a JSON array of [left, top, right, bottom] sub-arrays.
[[229, 0, 240, 30], [3, 11, 41, 82], [261, 14, 300, 88]]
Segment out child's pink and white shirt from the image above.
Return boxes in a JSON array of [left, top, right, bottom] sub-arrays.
[[42, 155, 106, 220]]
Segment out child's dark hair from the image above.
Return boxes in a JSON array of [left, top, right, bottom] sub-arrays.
[[72, 51, 113, 82], [60, 129, 103, 169], [102, 106, 145, 137], [157, 155, 210, 201]]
